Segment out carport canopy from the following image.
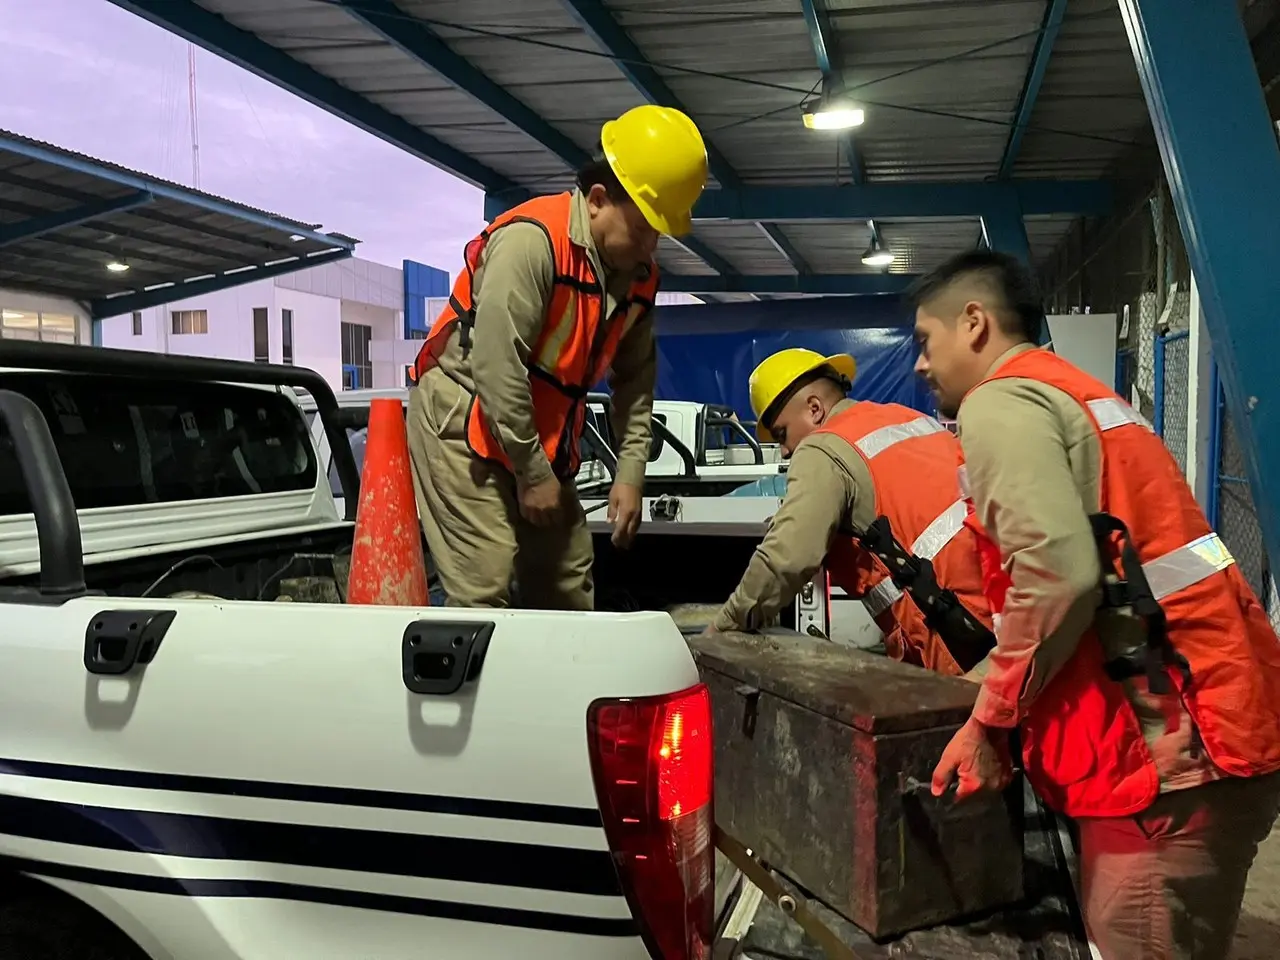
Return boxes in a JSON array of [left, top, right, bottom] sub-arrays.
[[105, 0, 1156, 302], [0, 128, 358, 320]]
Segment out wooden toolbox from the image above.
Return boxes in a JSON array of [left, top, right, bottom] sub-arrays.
[[686, 629, 1025, 940]]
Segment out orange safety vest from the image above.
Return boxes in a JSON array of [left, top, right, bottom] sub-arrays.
[[815, 402, 995, 677], [959, 348, 1280, 818], [411, 192, 660, 481]]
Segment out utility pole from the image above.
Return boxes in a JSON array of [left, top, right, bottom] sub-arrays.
[[188, 42, 201, 190]]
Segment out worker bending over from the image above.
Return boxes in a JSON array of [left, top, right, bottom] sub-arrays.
[[406, 106, 709, 608], [706, 347, 995, 679], [915, 250, 1280, 960]]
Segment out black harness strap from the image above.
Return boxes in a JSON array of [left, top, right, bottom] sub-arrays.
[[1088, 513, 1192, 696], [855, 515, 997, 673]]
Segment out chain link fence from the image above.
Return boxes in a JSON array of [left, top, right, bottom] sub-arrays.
[[1153, 330, 1189, 473]]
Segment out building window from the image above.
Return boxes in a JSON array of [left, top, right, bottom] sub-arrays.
[[253, 307, 269, 363], [340, 321, 372, 390], [281, 308, 294, 365], [132, 311, 143, 336], [171, 309, 208, 335], [0, 309, 81, 343]]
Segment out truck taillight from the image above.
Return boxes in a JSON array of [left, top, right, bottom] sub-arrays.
[[587, 684, 714, 960]]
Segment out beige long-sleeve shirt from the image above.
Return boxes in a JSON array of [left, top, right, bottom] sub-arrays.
[[428, 190, 657, 489], [961, 343, 1218, 792], [713, 399, 879, 632]]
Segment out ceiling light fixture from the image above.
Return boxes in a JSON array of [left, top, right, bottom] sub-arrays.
[[106, 260, 130, 273], [861, 223, 894, 268], [801, 98, 865, 131]]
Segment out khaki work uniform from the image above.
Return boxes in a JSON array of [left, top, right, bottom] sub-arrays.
[[406, 191, 656, 609], [960, 343, 1280, 959], [712, 399, 878, 631]]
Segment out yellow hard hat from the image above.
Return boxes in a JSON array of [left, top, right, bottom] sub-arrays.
[[749, 348, 857, 440], [600, 105, 709, 237]]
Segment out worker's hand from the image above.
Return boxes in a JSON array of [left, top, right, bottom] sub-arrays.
[[608, 481, 643, 549], [930, 716, 1013, 802], [519, 475, 563, 528]]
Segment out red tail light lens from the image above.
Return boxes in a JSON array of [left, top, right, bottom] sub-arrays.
[[587, 684, 714, 960]]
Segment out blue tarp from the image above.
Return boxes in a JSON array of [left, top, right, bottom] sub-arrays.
[[654, 326, 935, 420]]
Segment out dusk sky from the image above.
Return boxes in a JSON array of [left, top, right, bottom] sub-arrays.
[[0, 0, 488, 274]]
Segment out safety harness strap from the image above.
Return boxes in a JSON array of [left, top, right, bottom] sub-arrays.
[[856, 513, 996, 674]]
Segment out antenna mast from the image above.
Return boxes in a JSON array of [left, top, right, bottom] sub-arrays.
[[187, 43, 201, 189]]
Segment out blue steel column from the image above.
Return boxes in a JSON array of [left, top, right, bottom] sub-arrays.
[[980, 194, 1032, 265], [1119, 0, 1280, 569]]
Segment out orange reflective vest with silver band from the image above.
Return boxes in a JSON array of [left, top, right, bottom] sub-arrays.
[[411, 192, 660, 481], [959, 348, 1280, 818], [815, 402, 995, 677]]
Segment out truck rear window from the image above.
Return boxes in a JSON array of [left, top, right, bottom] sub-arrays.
[[0, 372, 317, 515]]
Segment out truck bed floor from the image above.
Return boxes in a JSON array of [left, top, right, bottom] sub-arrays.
[[723, 783, 1093, 960]]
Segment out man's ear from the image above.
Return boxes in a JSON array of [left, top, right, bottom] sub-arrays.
[[585, 183, 609, 215], [959, 300, 992, 347]]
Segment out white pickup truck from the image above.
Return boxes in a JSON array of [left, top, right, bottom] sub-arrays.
[[296, 387, 787, 510], [0, 340, 715, 960]]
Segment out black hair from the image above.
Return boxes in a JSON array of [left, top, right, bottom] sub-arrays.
[[905, 249, 1045, 344], [760, 366, 849, 432], [575, 152, 630, 204]]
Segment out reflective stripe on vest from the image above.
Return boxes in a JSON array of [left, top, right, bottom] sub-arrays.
[[855, 413, 961, 617], [854, 415, 946, 460], [864, 499, 968, 616]]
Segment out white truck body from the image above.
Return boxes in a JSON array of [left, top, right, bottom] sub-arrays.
[[0, 342, 711, 960]]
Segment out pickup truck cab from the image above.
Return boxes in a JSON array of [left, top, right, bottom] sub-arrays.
[[0, 341, 713, 960]]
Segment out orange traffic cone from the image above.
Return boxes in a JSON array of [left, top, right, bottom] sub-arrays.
[[346, 397, 430, 606]]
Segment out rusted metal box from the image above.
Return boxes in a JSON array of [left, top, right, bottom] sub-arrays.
[[687, 630, 1025, 940]]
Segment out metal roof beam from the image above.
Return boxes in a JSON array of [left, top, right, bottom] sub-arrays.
[[999, 0, 1068, 179], [559, 0, 809, 275], [756, 223, 811, 276], [662, 273, 917, 295], [106, 0, 514, 195], [91, 248, 353, 319], [0, 190, 153, 249], [336, 0, 589, 169], [1119, 0, 1280, 575], [692, 179, 1112, 221], [798, 0, 863, 182]]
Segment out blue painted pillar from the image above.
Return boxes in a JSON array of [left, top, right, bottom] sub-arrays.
[[980, 195, 1032, 266], [1119, 0, 1280, 570]]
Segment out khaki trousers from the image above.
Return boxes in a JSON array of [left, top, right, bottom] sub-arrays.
[[406, 368, 594, 609], [1075, 771, 1280, 960]]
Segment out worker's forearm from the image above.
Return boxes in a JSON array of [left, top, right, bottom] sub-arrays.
[[959, 377, 1104, 728], [715, 444, 850, 632], [470, 359, 555, 486], [609, 319, 657, 488]]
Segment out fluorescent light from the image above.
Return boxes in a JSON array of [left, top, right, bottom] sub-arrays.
[[803, 105, 865, 131], [1, 310, 24, 320], [861, 249, 894, 267], [106, 260, 130, 273]]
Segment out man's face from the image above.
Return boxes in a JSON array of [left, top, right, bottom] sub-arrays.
[[913, 301, 988, 419], [769, 391, 829, 457], [587, 186, 659, 273]]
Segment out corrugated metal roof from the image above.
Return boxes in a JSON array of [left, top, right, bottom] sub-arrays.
[[111, 0, 1196, 289], [0, 127, 356, 315]]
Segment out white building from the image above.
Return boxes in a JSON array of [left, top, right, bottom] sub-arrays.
[[99, 256, 434, 391], [96, 255, 702, 392], [0, 289, 92, 345]]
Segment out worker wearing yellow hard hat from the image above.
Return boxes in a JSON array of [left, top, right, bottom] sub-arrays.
[[707, 347, 996, 685], [406, 105, 709, 610]]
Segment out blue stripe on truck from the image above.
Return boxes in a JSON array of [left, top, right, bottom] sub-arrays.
[[0, 793, 622, 897], [0, 756, 602, 826], [0, 854, 639, 937]]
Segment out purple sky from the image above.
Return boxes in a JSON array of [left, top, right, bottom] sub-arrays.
[[0, 0, 488, 274]]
